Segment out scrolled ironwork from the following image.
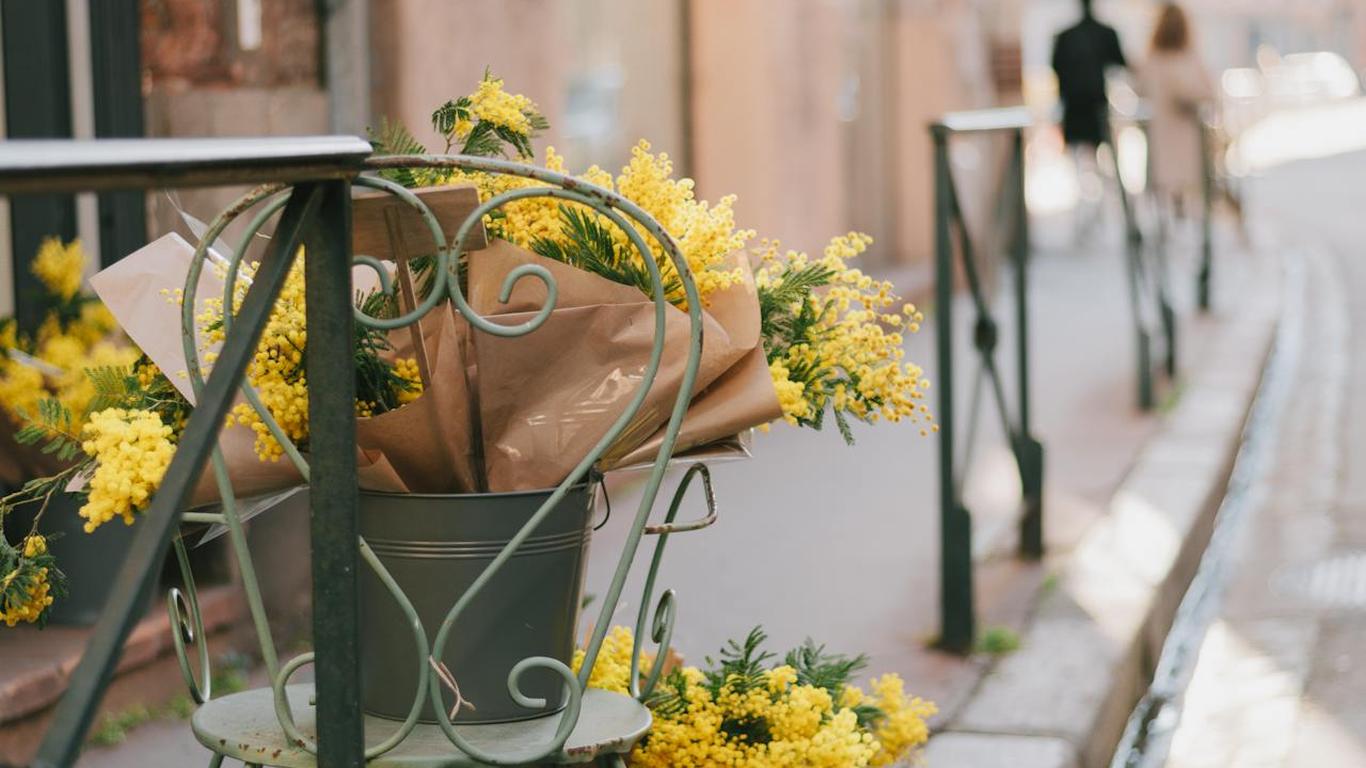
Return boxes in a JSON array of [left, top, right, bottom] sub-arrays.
[[168, 537, 212, 704], [630, 463, 717, 700], [172, 152, 712, 765]]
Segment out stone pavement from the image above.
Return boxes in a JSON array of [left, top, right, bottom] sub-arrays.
[[1155, 150, 1366, 767]]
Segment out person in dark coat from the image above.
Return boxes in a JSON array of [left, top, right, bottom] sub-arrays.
[[1051, 0, 1127, 146]]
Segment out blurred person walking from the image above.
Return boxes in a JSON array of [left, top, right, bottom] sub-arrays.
[[1137, 2, 1215, 220], [1052, 0, 1128, 243], [1052, 0, 1127, 148]]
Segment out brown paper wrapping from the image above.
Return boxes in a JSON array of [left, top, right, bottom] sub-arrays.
[[469, 240, 781, 491], [90, 234, 304, 505], [355, 310, 480, 493], [89, 231, 781, 500]]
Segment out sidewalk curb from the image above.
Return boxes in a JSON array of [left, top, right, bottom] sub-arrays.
[[925, 251, 1284, 768]]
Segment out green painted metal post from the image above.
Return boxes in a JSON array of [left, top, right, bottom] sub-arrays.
[[932, 126, 974, 654], [32, 185, 317, 768], [1011, 130, 1044, 560], [1, 0, 75, 333], [1108, 118, 1155, 411], [303, 179, 365, 767], [1198, 120, 1214, 311], [89, 0, 147, 264]]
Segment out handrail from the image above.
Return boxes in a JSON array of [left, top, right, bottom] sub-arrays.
[[933, 105, 1032, 134], [1111, 99, 1218, 315], [3, 134, 374, 766], [1108, 105, 1178, 409], [929, 109, 1045, 654], [0, 135, 373, 193], [1197, 117, 1216, 310]]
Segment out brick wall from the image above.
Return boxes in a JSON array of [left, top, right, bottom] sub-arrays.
[[140, 0, 319, 90]]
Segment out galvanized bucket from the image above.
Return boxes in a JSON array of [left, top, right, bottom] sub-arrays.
[[358, 484, 595, 724]]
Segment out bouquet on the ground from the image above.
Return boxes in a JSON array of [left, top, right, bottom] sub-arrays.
[[0, 72, 933, 625], [0, 238, 133, 626], [576, 626, 935, 767]]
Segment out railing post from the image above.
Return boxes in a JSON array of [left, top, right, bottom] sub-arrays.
[[1108, 115, 1156, 411], [1011, 129, 1044, 560], [932, 125, 974, 654], [1198, 120, 1214, 311], [303, 179, 365, 767], [32, 183, 320, 768]]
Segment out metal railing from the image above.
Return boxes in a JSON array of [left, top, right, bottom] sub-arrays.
[[1, 136, 372, 768], [1107, 103, 1218, 409], [1108, 106, 1177, 411], [1197, 117, 1216, 311], [1, 136, 710, 767], [929, 107, 1045, 654]]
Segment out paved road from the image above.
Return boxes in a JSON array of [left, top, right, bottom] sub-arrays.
[[1160, 151, 1366, 766]]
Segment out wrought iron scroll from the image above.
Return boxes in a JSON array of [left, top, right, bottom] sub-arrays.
[[163, 153, 710, 766]]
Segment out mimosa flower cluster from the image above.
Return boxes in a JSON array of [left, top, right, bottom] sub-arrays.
[[31, 237, 84, 301], [78, 408, 176, 532], [0, 238, 130, 426], [377, 77, 749, 309], [191, 253, 427, 461], [378, 73, 931, 438], [0, 534, 59, 627], [755, 234, 934, 441], [575, 626, 934, 767]]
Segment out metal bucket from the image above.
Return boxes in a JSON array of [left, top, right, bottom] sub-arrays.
[[358, 484, 595, 724]]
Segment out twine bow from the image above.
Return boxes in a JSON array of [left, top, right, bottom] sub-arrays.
[[429, 657, 477, 719]]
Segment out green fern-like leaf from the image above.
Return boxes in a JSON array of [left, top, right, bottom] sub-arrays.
[[368, 119, 428, 188], [532, 206, 682, 302], [704, 627, 774, 696], [460, 121, 506, 158]]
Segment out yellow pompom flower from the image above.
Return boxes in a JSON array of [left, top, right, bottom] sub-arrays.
[[583, 626, 934, 768], [571, 625, 646, 695], [393, 357, 424, 405], [756, 233, 933, 439], [467, 75, 537, 136], [79, 408, 176, 532], [47, 339, 140, 419], [193, 252, 423, 461], [867, 673, 936, 766], [0, 535, 56, 627], [0, 360, 46, 423], [31, 237, 85, 301]]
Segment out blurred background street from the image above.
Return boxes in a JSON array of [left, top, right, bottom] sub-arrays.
[[2, 1, 1366, 766]]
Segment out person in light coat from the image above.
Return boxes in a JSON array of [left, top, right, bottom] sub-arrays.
[[1137, 2, 1215, 217]]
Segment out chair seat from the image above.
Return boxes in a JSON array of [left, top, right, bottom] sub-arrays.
[[192, 684, 651, 767]]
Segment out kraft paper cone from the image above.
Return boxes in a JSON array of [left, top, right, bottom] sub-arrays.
[[90, 234, 302, 505], [355, 309, 480, 493], [608, 253, 782, 468], [93, 236, 461, 505], [469, 240, 771, 492], [90, 233, 222, 406]]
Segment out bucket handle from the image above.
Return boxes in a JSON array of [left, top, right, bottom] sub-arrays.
[[644, 464, 717, 535]]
